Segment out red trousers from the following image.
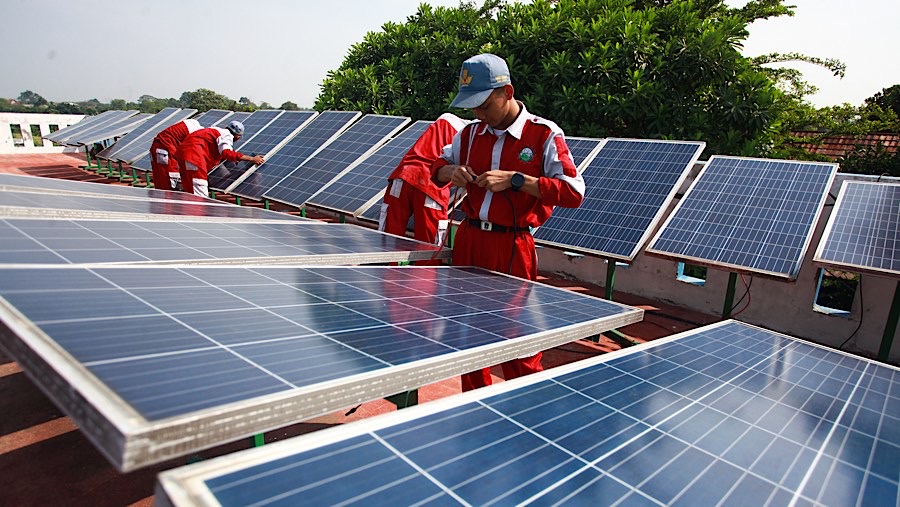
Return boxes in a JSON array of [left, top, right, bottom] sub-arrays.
[[149, 142, 179, 191], [379, 180, 447, 266], [452, 221, 542, 391]]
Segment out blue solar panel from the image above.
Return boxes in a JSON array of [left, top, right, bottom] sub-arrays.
[[47, 110, 137, 144], [534, 139, 705, 260], [205, 110, 286, 190], [194, 109, 233, 127], [131, 112, 248, 173], [156, 319, 900, 507], [0, 265, 640, 471], [229, 111, 361, 200], [0, 218, 448, 266], [263, 115, 410, 207], [307, 120, 433, 215], [814, 181, 900, 278], [95, 107, 182, 160], [110, 109, 199, 163], [565, 136, 604, 170], [647, 155, 838, 279], [0, 172, 219, 204], [69, 112, 151, 146], [0, 189, 302, 222]]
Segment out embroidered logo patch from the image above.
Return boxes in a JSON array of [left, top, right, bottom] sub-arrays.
[[519, 147, 534, 162]]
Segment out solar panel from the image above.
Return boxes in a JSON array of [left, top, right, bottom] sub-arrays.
[[155, 319, 900, 507], [62, 110, 142, 146], [264, 115, 410, 207], [0, 218, 449, 266], [566, 136, 605, 170], [130, 111, 245, 172], [0, 265, 641, 471], [69, 113, 153, 147], [814, 181, 900, 278], [111, 109, 199, 163], [646, 155, 838, 279], [229, 111, 361, 200], [43, 111, 113, 144], [0, 173, 221, 204], [534, 139, 705, 261], [307, 120, 433, 215], [204, 110, 286, 190], [0, 189, 303, 222], [209, 111, 316, 192], [95, 107, 183, 161]]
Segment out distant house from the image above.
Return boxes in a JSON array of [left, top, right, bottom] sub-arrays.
[[792, 130, 900, 159]]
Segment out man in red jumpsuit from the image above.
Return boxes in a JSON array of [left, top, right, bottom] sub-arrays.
[[378, 113, 469, 256], [149, 118, 203, 191], [176, 120, 265, 197], [432, 53, 586, 391]]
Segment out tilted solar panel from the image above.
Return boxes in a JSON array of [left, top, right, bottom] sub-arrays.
[[307, 120, 433, 215], [215, 110, 317, 192], [95, 107, 183, 161], [534, 138, 705, 261], [194, 109, 233, 127], [0, 218, 448, 266], [814, 180, 900, 278], [646, 155, 838, 279], [156, 319, 900, 507], [112, 109, 198, 164], [66, 111, 147, 146], [131, 112, 247, 173], [205, 110, 285, 190], [263, 115, 410, 207], [0, 173, 219, 204], [228, 111, 361, 200], [45, 110, 130, 144], [0, 265, 641, 471]]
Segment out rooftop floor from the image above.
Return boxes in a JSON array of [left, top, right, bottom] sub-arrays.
[[0, 152, 718, 506]]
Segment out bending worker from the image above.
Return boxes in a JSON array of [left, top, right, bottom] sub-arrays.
[[431, 53, 586, 391], [176, 120, 265, 197], [148, 118, 202, 191]]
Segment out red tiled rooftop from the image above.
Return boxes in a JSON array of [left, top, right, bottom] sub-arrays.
[[792, 130, 900, 159]]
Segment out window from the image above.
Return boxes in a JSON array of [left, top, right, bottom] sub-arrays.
[[30, 125, 43, 147], [813, 268, 857, 316], [677, 262, 706, 286]]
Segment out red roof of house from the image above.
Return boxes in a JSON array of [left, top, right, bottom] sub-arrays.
[[792, 131, 900, 159]]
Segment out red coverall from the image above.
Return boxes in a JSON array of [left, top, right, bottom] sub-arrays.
[[176, 127, 247, 197], [432, 103, 585, 391], [149, 119, 202, 191], [379, 113, 469, 256]]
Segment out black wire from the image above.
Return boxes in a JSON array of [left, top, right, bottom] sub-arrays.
[[730, 275, 753, 313], [839, 274, 864, 350]]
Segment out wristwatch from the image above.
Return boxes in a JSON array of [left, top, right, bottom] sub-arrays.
[[510, 172, 525, 192]]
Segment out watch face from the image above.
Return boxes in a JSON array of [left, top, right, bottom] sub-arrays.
[[512, 172, 525, 191]]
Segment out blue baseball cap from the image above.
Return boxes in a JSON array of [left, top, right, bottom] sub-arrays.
[[449, 53, 512, 109], [226, 120, 245, 136]]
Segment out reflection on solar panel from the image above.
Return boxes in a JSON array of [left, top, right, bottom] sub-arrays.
[[307, 120, 433, 215], [95, 108, 182, 160], [0, 173, 219, 204], [209, 111, 315, 191], [131, 112, 245, 172], [45, 110, 132, 144], [814, 181, 900, 278], [647, 155, 837, 279], [0, 265, 641, 471], [111, 109, 198, 163], [264, 115, 410, 207], [156, 319, 900, 507], [229, 111, 361, 200], [0, 219, 448, 265], [534, 139, 705, 261], [0, 189, 302, 222], [64, 111, 143, 146]]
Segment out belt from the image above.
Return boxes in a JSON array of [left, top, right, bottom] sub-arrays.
[[466, 218, 527, 233]]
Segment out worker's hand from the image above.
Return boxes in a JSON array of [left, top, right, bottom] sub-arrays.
[[249, 155, 265, 165], [475, 170, 515, 192], [447, 165, 476, 188]]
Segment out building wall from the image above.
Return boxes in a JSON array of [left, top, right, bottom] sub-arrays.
[[538, 169, 900, 363], [0, 112, 84, 154]]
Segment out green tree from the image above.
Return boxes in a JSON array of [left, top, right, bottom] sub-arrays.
[[280, 101, 299, 110], [865, 85, 900, 118], [179, 88, 234, 112], [17, 90, 48, 107], [315, 0, 795, 155], [238, 96, 258, 112]]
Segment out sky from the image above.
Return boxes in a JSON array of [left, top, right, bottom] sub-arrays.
[[2, 0, 898, 109]]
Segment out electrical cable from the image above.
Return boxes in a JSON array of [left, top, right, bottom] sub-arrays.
[[838, 274, 864, 350], [730, 274, 753, 318]]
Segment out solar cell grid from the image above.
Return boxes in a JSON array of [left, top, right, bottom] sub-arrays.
[[206, 110, 285, 190], [647, 155, 838, 279], [0, 173, 219, 203], [534, 138, 705, 260], [814, 181, 900, 278], [131, 112, 246, 173], [48, 110, 136, 144], [43, 110, 115, 143], [68, 112, 149, 146], [209, 111, 315, 191], [263, 115, 410, 207], [0, 265, 640, 471], [229, 111, 361, 200], [112, 109, 198, 163], [95, 107, 182, 161], [193, 109, 233, 127], [307, 120, 433, 215], [155, 320, 900, 507]]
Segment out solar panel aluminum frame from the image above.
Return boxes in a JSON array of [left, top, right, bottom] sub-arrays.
[[0, 265, 642, 472], [534, 138, 704, 262], [43, 110, 123, 144], [813, 180, 900, 279], [0, 173, 223, 204], [645, 155, 838, 280], [221, 112, 320, 194], [153, 319, 896, 507]]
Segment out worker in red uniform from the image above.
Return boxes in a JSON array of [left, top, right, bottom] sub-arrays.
[[378, 113, 469, 255], [432, 53, 585, 391], [176, 120, 265, 197], [149, 118, 202, 191]]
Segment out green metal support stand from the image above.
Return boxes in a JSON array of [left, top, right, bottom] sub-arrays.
[[253, 433, 265, 447], [235, 196, 242, 206], [877, 280, 900, 362], [722, 272, 738, 319], [385, 390, 419, 409], [264, 199, 270, 210], [83, 150, 102, 172]]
